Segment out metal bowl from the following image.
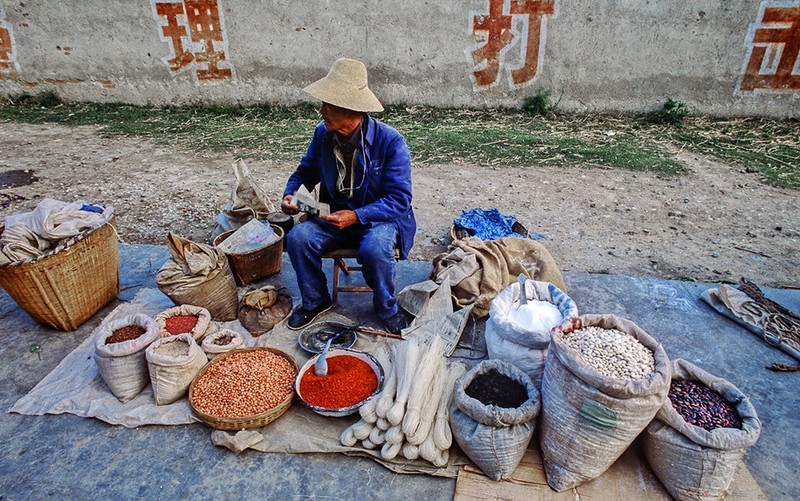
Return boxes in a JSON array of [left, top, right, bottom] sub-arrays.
[[297, 320, 358, 353], [294, 348, 384, 417]]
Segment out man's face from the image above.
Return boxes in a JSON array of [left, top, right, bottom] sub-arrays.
[[319, 102, 361, 136]]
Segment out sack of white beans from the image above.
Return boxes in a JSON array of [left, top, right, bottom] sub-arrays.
[[642, 359, 761, 501], [540, 314, 671, 492], [146, 334, 208, 405], [94, 313, 160, 403], [485, 279, 577, 389], [449, 359, 541, 480]]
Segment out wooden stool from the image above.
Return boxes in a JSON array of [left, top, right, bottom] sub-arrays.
[[322, 247, 401, 306]]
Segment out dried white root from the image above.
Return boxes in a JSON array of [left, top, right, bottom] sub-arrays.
[[369, 426, 386, 445], [376, 343, 402, 419], [360, 346, 392, 423], [340, 426, 357, 447], [388, 339, 421, 425], [433, 363, 466, 450], [352, 419, 374, 441], [380, 441, 402, 460], [385, 424, 405, 445], [401, 442, 420, 460], [403, 336, 445, 441]]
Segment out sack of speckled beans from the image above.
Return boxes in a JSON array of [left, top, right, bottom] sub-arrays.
[[449, 359, 541, 480], [642, 359, 761, 500], [145, 333, 209, 406], [93, 313, 161, 403], [201, 329, 245, 361], [539, 314, 672, 492]]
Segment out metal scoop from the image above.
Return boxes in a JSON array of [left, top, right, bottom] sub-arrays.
[[314, 337, 334, 376]]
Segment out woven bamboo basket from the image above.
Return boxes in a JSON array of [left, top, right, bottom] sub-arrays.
[[451, 221, 529, 241], [0, 216, 119, 331], [213, 224, 284, 285], [189, 347, 297, 430]]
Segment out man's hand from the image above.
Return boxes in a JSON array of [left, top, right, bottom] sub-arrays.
[[321, 210, 358, 229], [281, 194, 299, 215]]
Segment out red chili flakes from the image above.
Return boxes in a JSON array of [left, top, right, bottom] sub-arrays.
[[299, 355, 378, 409], [165, 314, 199, 335], [106, 325, 146, 345]]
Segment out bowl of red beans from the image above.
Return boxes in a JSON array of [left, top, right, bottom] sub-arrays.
[[294, 348, 384, 417]]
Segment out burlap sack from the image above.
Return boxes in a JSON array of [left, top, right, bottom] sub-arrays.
[[485, 279, 578, 389], [539, 314, 671, 492], [450, 359, 541, 481], [145, 334, 208, 405], [94, 313, 160, 403], [238, 285, 293, 336], [156, 232, 239, 321], [201, 329, 245, 360], [154, 304, 212, 341], [430, 236, 565, 318], [642, 359, 761, 501]]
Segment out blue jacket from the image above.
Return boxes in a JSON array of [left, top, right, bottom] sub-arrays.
[[284, 115, 417, 259]]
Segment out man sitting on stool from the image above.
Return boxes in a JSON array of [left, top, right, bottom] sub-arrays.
[[280, 57, 416, 335]]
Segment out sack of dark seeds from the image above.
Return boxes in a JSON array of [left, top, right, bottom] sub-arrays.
[[642, 359, 761, 501], [449, 359, 541, 480], [540, 314, 671, 492]]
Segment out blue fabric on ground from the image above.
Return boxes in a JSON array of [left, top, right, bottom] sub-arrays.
[[455, 208, 542, 240]]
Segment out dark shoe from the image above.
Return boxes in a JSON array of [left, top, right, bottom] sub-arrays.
[[382, 311, 408, 335], [287, 300, 332, 330]]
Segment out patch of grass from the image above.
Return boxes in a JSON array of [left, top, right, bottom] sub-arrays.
[[664, 117, 800, 189], [0, 99, 797, 187], [652, 98, 689, 125], [523, 89, 553, 116]]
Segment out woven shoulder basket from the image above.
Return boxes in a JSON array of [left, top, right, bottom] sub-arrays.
[[213, 224, 284, 285], [189, 347, 297, 430], [0, 216, 119, 331]]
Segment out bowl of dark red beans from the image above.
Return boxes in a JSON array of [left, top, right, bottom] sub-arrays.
[[295, 348, 385, 417]]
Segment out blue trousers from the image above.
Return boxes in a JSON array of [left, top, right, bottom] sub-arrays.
[[285, 218, 399, 320]]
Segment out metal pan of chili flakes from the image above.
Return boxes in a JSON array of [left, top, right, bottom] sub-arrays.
[[298, 321, 358, 354]]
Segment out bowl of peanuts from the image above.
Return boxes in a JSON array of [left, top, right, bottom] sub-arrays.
[[189, 347, 298, 430]]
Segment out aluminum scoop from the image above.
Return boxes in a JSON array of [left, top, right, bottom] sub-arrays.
[[314, 337, 334, 376]]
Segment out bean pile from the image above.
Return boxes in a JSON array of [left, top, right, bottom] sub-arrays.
[[106, 325, 145, 345], [192, 350, 295, 418], [165, 314, 198, 335], [668, 379, 742, 431], [563, 326, 655, 380]]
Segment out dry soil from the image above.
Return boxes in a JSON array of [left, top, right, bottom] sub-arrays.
[[1, 122, 797, 289]]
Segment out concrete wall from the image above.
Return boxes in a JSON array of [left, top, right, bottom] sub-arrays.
[[0, 0, 797, 117]]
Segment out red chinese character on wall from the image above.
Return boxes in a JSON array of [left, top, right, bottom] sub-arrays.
[[739, 1, 800, 94], [0, 8, 19, 79], [468, 0, 558, 90], [152, 0, 233, 82]]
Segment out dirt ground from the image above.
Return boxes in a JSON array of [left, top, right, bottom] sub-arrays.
[[0, 122, 798, 289]]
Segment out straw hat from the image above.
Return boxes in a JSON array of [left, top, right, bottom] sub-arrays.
[[303, 58, 384, 113]]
